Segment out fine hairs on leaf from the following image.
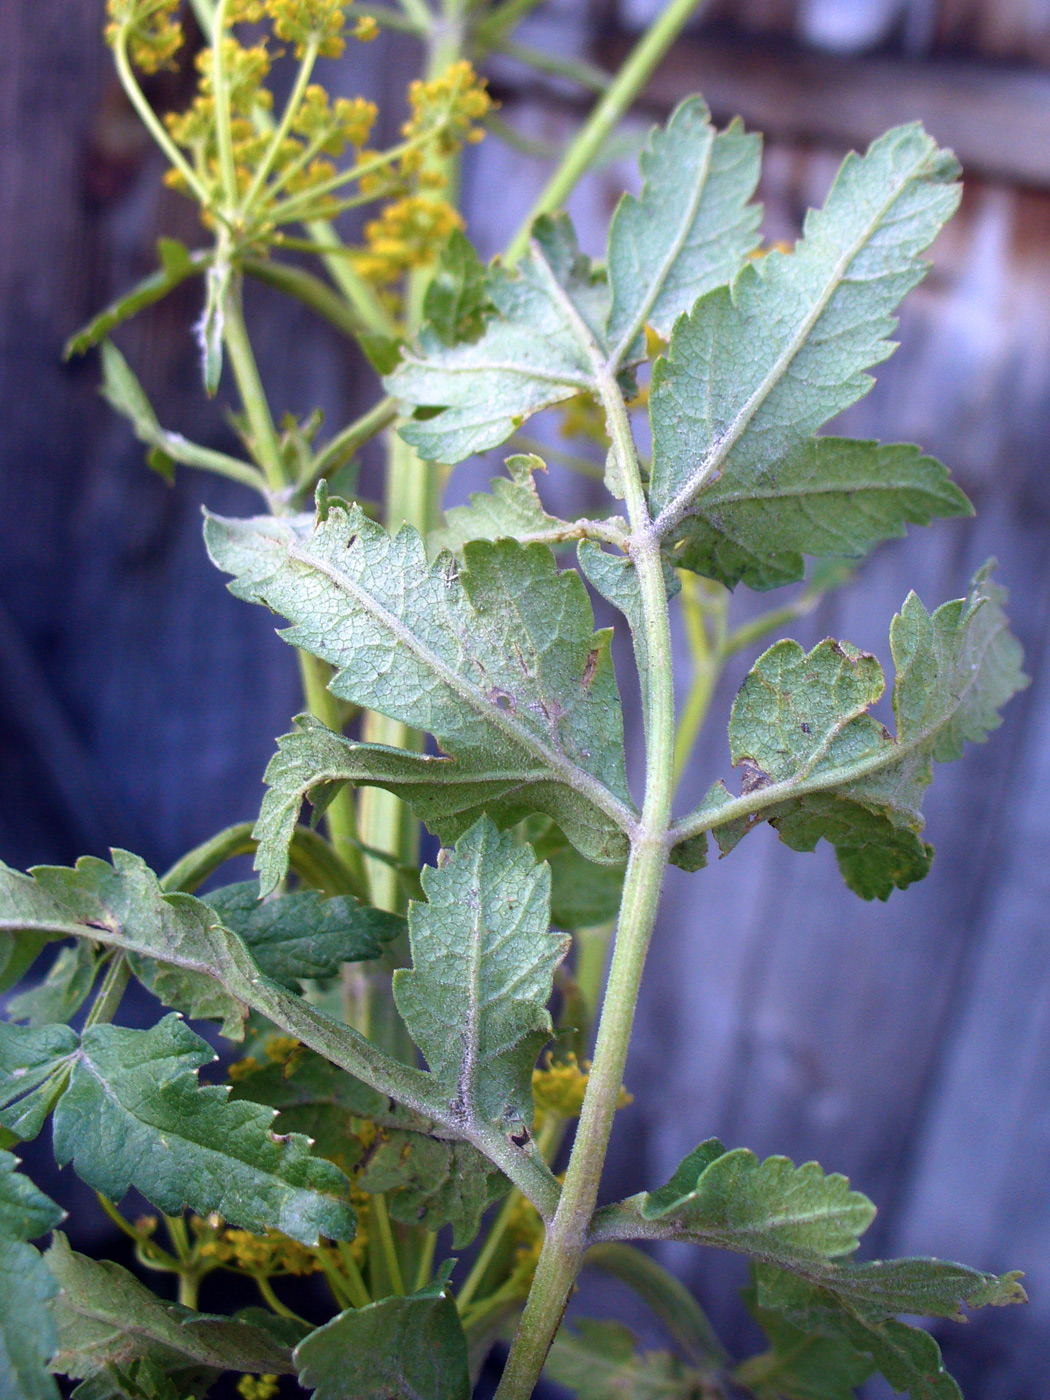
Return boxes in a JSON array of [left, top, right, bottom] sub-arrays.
[[0, 12, 1032, 1399]]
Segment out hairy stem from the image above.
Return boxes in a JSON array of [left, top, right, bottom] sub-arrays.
[[222, 276, 287, 490], [504, 0, 708, 263], [495, 372, 675, 1397]]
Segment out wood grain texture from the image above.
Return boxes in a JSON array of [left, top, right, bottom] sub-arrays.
[[2, 0, 1049, 1389]]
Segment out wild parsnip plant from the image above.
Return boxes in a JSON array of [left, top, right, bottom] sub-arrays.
[[0, 1, 1030, 1397]]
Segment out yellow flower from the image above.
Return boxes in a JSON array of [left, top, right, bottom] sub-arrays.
[[267, 0, 348, 58], [402, 61, 493, 156], [105, 0, 183, 73], [238, 1374, 280, 1400], [355, 196, 463, 286], [353, 15, 380, 41]]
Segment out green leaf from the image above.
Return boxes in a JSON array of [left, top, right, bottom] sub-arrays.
[[752, 1262, 1025, 1400], [386, 214, 606, 463], [358, 1131, 506, 1247], [203, 881, 403, 991], [422, 228, 492, 346], [7, 941, 102, 1026], [416, 826, 567, 1114], [677, 565, 1027, 899], [0, 931, 56, 995], [64, 240, 204, 359], [433, 453, 598, 556], [46, 1233, 296, 1389], [525, 820, 625, 929], [0, 1151, 65, 1400], [606, 95, 761, 360], [736, 1279, 874, 1400], [649, 125, 962, 577], [672, 438, 972, 592], [205, 502, 634, 889], [295, 1280, 470, 1400], [0, 1022, 78, 1141], [394, 820, 568, 1133], [544, 1319, 708, 1400], [635, 1139, 876, 1267], [199, 261, 229, 397], [0, 850, 251, 1038], [51, 1014, 355, 1244]]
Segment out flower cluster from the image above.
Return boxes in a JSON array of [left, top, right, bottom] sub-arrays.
[[355, 196, 463, 287], [193, 1216, 322, 1276], [105, 0, 183, 73], [269, 0, 348, 58], [403, 60, 493, 156], [531, 1052, 632, 1130], [237, 1375, 280, 1400]]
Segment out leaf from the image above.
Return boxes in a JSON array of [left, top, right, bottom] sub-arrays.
[[635, 1139, 877, 1267], [205, 502, 634, 889], [606, 95, 761, 360], [203, 881, 403, 991], [672, 438, 972, 592], [736, 1280, 874, 1400], [422, 228, 491, 345], [386, 214, 606, 463], [51, 1014, 355, 1245], [0, 1151, 65, 1400], [0, 850, 251, 1038], [433, 454, 590, 556], [752, 1262, 1025, 1400], [7, 941, 102, 1026], [544, 1319, 708, 1400], [198, 260, 229, 397], [358, 1131, 506, 1247], [64, 240, 204, 359], [0, 1022, 79, 1141], [679, 565, 1027, 899], [525, 820, 625, 930], [294, 1280, 470, 1400], [0, 930, 56, 995], [648, 125, 962, 577], [393, 820, 568, 1134], [45, 1233, 296, 1388]]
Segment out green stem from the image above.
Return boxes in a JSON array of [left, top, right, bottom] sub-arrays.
[[243, 37, 320, 213], [413, 1231, 438, 1293], [458, 1190, 522, 1311], [494, 365, 675, 1398], [504, 0, 708, 264], [493, 37, 612, 93], [113, 29, 209, 204], [83, 954, 131, 1028], [159, 821, 362, 896], [296, 396, 400, 501], [222, 275, 287, 489], [337, 1241, 373, 1309], [211, 0, 239, 209], [316, 1249, 355, 1310], [371, 1194, 405, 1295], [254, 1273, 310, 1325]]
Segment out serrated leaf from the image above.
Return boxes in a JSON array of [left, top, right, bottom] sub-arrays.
[[606, 95, 761, 360], [737, 1280, 874, 1400], [649, 125, 962, 580], [394, 820, 569, 1134], [45, 1233, 295, 1388], [358, 1131, 507, 1247], [636, 1139, 876, 1266], [64, 241, 205, 360], [205, 503, 634, 891], [752, 1262, 1024, 1400], [0, 1151, 65, 1400], [544, 1319, 707, 1400], [386, 214, 606, 463], [203, 881, 403, 991], [0, 850, 251, 1038], [0, 1022, 78, 1141], [51, 1014, 355, 1244], [672, 438, 972, 591], [7, 941, 102, 1026], [677, 565, 1027, 898], [422, 228, 492, 345], [434, 454, 593, 557], [295, 1281, 470, 1400]]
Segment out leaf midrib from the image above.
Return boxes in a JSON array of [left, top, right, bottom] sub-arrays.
[[284, 537, 635, 834]]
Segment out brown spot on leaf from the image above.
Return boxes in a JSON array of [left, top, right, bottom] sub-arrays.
[[582, 647, 600, 690]]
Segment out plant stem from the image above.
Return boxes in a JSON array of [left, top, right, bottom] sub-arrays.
[[504, 0, 708, 264], [296, 396, 400, 501], [495, 370, 676, 1399], [211, 0, 239, 208], [413, 1230, 438, 1292], [254, 1273, 310, 1325], [83, 954, 131, 1029], [370, 1193, 405, 1295], [337, 1241, 373, 1309], [113, 30, 210, 204], [243, 37, 320, 212], [222, 277, 288, 490]]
